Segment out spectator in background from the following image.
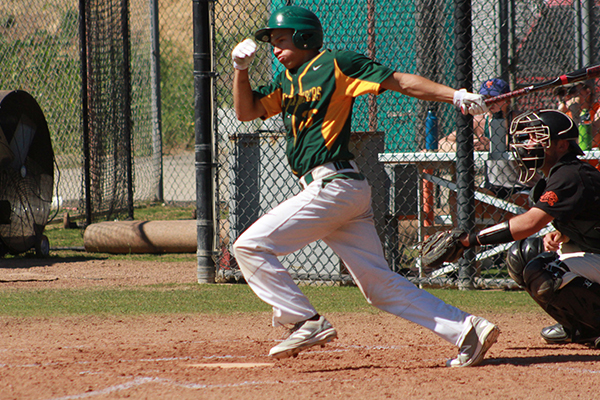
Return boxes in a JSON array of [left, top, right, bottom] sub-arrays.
[[556, 83, 600, 172], [440, 78, 532, 223], [556, 82, 600, 149], [475, 78, 531, 202], [439, 78, 515, 153], [554, 85, 578, 115]]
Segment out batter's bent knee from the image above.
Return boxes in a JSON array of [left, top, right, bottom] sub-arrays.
[[231, 234, 257, 268]]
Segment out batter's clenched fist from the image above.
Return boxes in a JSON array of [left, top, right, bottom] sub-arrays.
[[232, 38, 257, 70], [453, 89, 489, 115]]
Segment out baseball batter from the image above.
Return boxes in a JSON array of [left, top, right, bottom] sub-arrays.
[[231, 5, 499, 367]]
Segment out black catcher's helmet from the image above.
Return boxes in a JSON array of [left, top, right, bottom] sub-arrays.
[[509, 109, 584, 182]]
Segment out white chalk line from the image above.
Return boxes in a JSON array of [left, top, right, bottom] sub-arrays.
[[535, 364, 600, 374], [47, 377, 162, 400], [45, 360, 600, 400], [9, 340, 600, 400], [46, 375, 374, 400]]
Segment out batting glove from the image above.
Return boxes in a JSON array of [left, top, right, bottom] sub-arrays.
[[453, 89, 489, 115], [232, 38, 257, 70]]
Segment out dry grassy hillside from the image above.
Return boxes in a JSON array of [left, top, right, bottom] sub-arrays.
[[159, 0, 269, 50]]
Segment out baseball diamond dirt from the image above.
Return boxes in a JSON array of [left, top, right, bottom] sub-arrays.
[[1, 259, 599, 399]]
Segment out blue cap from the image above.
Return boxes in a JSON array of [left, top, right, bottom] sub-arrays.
[[479, 78, 510, 97]]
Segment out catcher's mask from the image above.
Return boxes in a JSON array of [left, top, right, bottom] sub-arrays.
[[255, 6, 323, 50], [509, 109, 583, 182]]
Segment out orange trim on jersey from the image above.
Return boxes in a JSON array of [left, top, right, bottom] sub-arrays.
[[281, 71, 297, 140], [297, 51, 326, 93], [291, 52, 326, 143], [259, 88, 284, 119], [320, 59, 383, 149], [283, 69, 295, 104]]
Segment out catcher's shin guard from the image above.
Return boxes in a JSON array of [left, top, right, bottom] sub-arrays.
[[523, 255, 600, 343], [522, 252, 565, 304], [543, 277, 600, 343]]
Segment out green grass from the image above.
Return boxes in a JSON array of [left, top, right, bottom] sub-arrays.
[[43, 223, 85, 248], [12, 203, 199, 261], [4, 203, 539, 319], [0, 284, 541, 318], [133, 203, 196, 220], [160, 41, 195, 151]]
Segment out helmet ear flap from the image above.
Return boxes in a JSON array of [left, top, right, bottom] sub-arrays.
[[292, 30, 323, 49], [292, 32, 310, 49]]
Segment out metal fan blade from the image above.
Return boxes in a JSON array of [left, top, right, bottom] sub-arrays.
[[9, 113, 37, 174], [0, 125, 15, 167]]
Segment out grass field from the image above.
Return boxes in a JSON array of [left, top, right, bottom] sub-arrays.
[[2, 202, 542, 318], [1, 202, 541, 318], [0, 284, 540, 317]]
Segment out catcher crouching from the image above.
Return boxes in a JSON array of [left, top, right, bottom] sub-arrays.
[[422, 109, 600, 347]]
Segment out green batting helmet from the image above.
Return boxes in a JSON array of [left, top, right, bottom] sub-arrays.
[[255, 6, 323, 50]]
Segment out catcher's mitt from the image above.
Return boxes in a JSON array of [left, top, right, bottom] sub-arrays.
[[420, 229, 466, 269]]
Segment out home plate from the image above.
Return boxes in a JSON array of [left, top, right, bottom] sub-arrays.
[[190, 363, 274, 369]]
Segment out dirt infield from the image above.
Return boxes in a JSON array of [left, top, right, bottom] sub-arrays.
[[1, 259, 600, 399]]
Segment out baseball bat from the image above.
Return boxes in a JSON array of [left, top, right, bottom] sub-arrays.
[[485, 64, 600, 105]]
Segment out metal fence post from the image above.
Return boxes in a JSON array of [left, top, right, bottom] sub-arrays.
[[150, 0, 164, 203], [194, 0, 216, 283], [454, 0, 476, 290], [79, 0, 92, 227], [121, 0, 134, 220]]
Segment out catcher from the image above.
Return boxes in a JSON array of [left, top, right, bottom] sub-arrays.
[[422, 109, 600, 347]]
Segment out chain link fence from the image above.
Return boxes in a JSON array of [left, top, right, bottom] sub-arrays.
[[1, 0, 83, 218], [1, 0, 156, 223], [213, 0, 599, 287], [0, 0, 197, 224], [2, 1, 598, 287]]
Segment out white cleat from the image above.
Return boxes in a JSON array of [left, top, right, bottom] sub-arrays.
[[446, 316, 500, 367], [269, 316, 337, 359]]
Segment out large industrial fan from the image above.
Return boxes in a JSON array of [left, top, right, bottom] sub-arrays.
[[0, 90, 54, 257]]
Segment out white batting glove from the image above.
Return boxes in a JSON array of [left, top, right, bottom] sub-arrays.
[[232, 38, 257, 70], [453, 89, 489, 116]]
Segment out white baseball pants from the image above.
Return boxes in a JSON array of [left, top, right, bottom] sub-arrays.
[[558, 250, 600, 287], [233, 170, 473, 346]]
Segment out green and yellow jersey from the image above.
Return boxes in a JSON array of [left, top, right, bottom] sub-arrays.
[[253, 49, 394, 177]]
